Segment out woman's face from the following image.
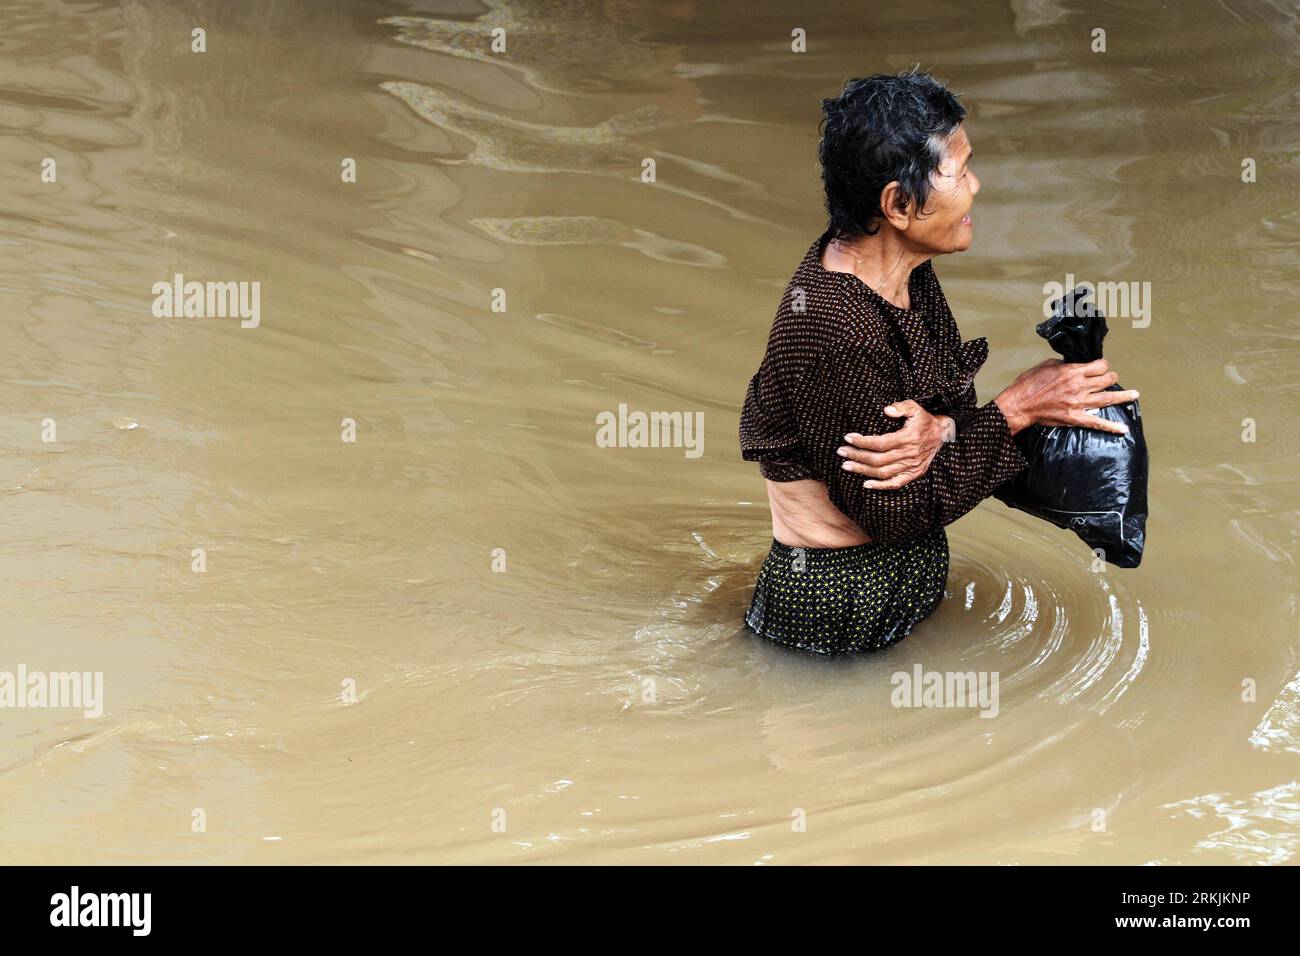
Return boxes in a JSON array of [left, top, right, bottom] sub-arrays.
[[908, 123, 980, 254]]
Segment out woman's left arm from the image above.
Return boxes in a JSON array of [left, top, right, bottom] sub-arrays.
[[798, 341, 1028, 543], [837, 324, 991, 487]]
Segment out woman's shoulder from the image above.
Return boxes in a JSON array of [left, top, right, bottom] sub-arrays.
[[774, 265, 893, 351], [768, 303, 892, 375]]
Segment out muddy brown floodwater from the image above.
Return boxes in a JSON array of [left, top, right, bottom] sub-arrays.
[[1, 0, 1297, 863]]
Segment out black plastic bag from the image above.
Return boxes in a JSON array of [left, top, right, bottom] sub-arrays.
[[992, 287, 1148, 568]]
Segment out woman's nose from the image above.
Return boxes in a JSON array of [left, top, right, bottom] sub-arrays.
[[969, 169, 981, 194]]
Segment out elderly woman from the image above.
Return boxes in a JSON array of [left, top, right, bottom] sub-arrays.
[[739, 70, 1138, 655]]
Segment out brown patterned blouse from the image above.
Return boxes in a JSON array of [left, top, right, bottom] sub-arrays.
[[739, 228, 1028, 544]]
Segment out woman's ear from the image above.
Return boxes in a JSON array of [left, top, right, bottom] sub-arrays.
[[878, 181, 912, 230]]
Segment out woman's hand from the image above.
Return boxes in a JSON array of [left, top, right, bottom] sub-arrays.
[[836, 400, 955, 490], [994, 358, 1138, 436]]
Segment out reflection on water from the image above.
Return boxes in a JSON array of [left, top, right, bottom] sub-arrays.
[[0, 0, 1297, 864]]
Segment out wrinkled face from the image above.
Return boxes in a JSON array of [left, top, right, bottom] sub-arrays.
[[908, 123, 979, 254]]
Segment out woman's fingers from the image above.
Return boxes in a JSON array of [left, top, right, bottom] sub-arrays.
[[844, 458, 912, 479], [838, 445, 890, 466], [883, 399, 923, 418], [841, 432, 897, 451], [1074, 409, 1131, 435], [864, 469, 917, 490], [838, 445, 906, 468], [840, 427, 917, 460], [840, 454, 910, 476], [1088, 388, 1140, 407]]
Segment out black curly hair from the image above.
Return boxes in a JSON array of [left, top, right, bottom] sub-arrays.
[[818, 68, 967, 240]]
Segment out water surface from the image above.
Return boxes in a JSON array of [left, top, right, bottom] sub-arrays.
[[1, 0, 1298, 864]]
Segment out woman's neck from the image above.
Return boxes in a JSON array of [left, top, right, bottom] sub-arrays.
[[826, 231, 930, 308]]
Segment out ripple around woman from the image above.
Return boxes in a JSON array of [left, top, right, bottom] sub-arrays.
[[738, 69, 1140, 655]]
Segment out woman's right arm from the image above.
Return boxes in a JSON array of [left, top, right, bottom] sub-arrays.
[[993, 358, 1138, 436]]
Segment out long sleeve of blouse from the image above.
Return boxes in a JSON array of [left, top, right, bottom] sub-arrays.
[[738, 230, 1028, 544]]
